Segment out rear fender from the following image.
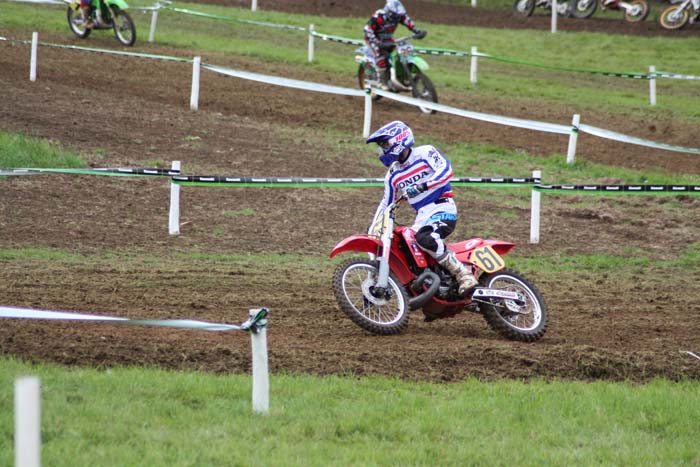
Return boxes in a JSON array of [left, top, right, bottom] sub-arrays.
[[330, 235, 415, 285], [449, 237, 516, 264]]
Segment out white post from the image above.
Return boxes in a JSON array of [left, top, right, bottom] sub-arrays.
[[30, 32, 38, 82], [551, 0, 558, 33], [169, 161, 181, 236], [250, 308, 269, 414], [251, 0, 257, 12], [472, 0, 477, 6], [190, 56, 201, 111], [15, 377, 41, 467], [530, 170, 541, 244], [566, 114, 580, 165], [470, 46, 478, 84], [148, 9, 158, 43], [649, 65, 656, 107], [308, 24, 315, 63], [363, 91, 372, 138]]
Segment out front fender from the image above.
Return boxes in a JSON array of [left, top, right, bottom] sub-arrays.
[[105, 0, 129, 9], [330, 235, 381, 258], [408, 55, 429, 72]]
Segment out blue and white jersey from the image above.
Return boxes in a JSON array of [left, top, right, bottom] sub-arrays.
[[372, 144, 454, 224]]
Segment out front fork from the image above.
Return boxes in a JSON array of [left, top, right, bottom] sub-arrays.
[[375, 231, 393, 290]]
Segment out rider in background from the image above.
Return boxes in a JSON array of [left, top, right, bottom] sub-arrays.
[[364, 0, 427, 90], [366, 120, 478, 296]]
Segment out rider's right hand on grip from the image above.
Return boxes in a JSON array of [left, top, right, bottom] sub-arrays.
[[413, 29, 427, 39]]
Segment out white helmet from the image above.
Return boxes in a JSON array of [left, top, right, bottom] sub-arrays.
[[384, 0, 407, 21]]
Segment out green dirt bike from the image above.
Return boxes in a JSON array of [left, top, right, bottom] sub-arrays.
[[356, 34, 438, 114], [67, 0, 136, 46]]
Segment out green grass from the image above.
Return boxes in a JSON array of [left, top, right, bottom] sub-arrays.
[[1, 357, 699, 466], [0, 131, 85, 169]]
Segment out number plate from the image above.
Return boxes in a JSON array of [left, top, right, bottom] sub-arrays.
[[470, 245, 505, 273]]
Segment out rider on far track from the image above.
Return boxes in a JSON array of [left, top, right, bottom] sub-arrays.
[[363, 0, 427, 90]]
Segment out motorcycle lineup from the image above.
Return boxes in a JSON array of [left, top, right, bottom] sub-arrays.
[[67, 0, 137, 46], [356, 34, 439, 114], [659, 0, 700, 29], [513, 0, 574, 17], [330, 196, 549, 342]]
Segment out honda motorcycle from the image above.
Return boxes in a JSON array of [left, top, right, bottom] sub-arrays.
[[330, 196, 548, 342], [659, 0, 700, 29], [356, 34, 438, 114], [513, 0, 573, 17], [67, 0, 136, 46], [570, 0, 650, 23]]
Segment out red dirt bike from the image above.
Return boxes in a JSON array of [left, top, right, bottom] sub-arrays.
[[569, 0, 650, 22], [330, 196, 548, 342]]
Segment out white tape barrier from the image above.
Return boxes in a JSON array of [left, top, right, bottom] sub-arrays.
[[578, 123, 700, 155], [15, 377, 41, 467]]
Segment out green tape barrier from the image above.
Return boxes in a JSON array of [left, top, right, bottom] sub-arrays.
[[0, 167, 180, 177], [535, 184, 700, 195]]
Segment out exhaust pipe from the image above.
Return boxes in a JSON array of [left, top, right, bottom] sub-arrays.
[[408, 270, 441, 310], [390, 67, 412, 92]]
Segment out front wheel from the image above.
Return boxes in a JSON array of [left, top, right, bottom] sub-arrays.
[[513, 0, 536, 16], [623, 0, 649, 23], [332, 257, 409, 335], [478, 269, 548, 342], [112, 9, 136, 46], [411, 70, 438, 114], [659, 5, 689, 29], [67, 6, 91, 39], [571, 0, 597, 18]]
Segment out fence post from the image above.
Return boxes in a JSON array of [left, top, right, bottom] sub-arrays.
[[30, 32, 38, 82], [363, 91, 372, 138], [250, 308, 269, 414], [566, 114, 580, 165], [169, 161, 181, 236], [251, 0, 257, 12], [649, 65, 656, 107], [15, 377, 41, 467], [308, 24, 315, 63], [470, 46, 478, 84], [472, 0, 477, 6], [551, 0, 558, 33], [148, 9, 158, 43], [530, 170, 541, 244], [190, 56, 201, 111]]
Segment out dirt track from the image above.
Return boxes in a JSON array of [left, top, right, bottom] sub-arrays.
[[1, 2, 700, 382]]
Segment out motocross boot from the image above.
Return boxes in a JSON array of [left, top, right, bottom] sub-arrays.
[[437, 250, 478, 296], [375, 67, 389, 91], [81, 6, 94, 29]]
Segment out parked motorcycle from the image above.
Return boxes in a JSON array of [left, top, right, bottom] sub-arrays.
[[330, 196, 548, 342], [67, 0, 136, 46], [570, 0, 650, 23], [355, 34, 438, 114], [659, 0, 700, 29], [513, 0, 573, 17]]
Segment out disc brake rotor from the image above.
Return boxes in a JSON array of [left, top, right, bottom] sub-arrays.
[[361, 278, 389, 306]]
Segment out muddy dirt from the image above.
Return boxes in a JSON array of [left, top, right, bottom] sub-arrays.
[[1, 2, 699, 383]]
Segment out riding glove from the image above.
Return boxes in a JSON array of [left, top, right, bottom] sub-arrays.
[[413, 29, 427, 39], [403, 183, 427, 199]]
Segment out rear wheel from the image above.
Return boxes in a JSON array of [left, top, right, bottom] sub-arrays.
[[513, 0, 536, 16], [624, 0, 649, 23], [412, 70, 438, 114], [571, 0, 597, 18], [112, 9, 136, 46], [659, 5, 689, 29], [67, 6, 91, 39], [332, 257, 409, 335], [478, 269, 548, 342]]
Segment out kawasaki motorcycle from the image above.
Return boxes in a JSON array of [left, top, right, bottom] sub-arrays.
[[356, 34, 438, 114], [67, 0, 136, 46], [330, 196, 548, 342]]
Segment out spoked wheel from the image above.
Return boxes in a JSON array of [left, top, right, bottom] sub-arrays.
[[571, 0, 597, 18], [112, 8, 136, 46], [411, 70, 438, 114], [478, 269, 548, 342], [659, 5, 689, 29], [332, 257, 409, 335], [513, 0, 536, 16], [357, 64, 382, 102], [623, 0, 649, 23], [67, 6, 91, 39]]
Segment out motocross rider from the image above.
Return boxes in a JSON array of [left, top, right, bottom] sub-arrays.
[[364, 0, 427, 90], [367, 120, 478, 296]]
